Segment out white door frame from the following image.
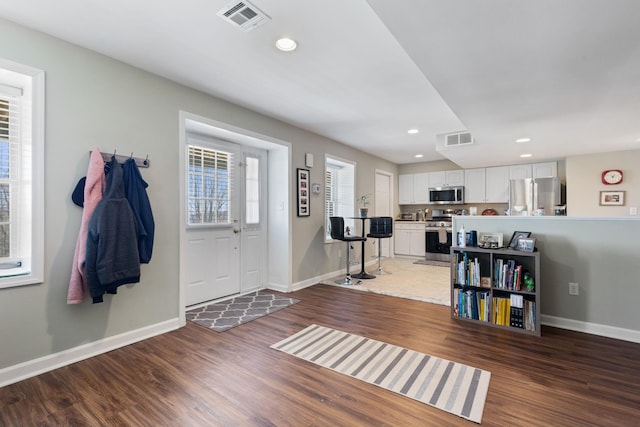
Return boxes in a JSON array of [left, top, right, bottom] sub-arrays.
[[178, 111, 292, 326]]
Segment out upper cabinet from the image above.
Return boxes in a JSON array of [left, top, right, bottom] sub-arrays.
[[485, 166, 510, 202], [508, 164, 532, 180], [532, 162, 558, 178], [429, 169, 464, 187], [399, 173, 429, 204], [464, 168, 487, 203]]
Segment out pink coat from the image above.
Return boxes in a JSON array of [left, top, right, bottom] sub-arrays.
[[67, 149, 106, 304]]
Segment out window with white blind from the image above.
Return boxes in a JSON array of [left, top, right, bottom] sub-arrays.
[[187, 144, 233, 225], [0, 59, 45, 288], [325, 155, 355, 241]]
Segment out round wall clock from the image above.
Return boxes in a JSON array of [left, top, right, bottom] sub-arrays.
[[601, 169, 623, 185]]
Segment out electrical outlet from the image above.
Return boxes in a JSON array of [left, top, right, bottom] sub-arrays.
[[630, 207, 638, 216], [338, 249, 342, 257], [569, 282, 579, 295]]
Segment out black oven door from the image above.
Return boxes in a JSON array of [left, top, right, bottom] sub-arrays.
[[425, 228, 452, 261]]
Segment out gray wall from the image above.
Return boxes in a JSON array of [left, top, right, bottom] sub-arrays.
[[452, 216, 640, 337], [0, 19, 396, 371]]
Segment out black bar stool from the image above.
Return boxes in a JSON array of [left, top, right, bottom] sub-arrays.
[[330, 216, 366, 285], [367, 216, 393, 275]]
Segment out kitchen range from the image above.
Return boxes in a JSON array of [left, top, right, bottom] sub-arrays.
[[425, 209, 455, 262]]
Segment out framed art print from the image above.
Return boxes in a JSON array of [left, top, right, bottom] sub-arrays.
[[599, 190, 625, 206], [297, 168, 310, 217]]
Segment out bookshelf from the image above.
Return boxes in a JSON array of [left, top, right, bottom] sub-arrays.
[[450, 246, 541, 336]]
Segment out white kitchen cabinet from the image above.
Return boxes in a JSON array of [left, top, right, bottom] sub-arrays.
[[532, 161, 557, 178], [464, 168, 487, 203], [509, 164, 532, 180], [428, 169, 464, 188], [485, 166, 510, 202], [398, 174, 413, 204], [394, 223, 425, 257], [398, 173, 429, 204]]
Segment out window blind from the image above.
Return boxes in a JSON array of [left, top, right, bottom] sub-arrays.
[[0, 85, 21, 262], [187, 145, 233, 225]]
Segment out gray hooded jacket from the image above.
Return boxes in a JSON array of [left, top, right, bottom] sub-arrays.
[[86, 156, 140, 303]]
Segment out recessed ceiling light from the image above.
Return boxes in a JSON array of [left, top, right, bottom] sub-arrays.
[[520, 153, 532, 158], [407, 129, 419, 134], [275, 37, 297, 52], [516, 138, 531, 143], [414, 154, 424, 158]]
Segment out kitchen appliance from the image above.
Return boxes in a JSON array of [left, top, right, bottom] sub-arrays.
[[509, 177, 562, 216], [425, 209, 454, 261], [400, 212, 416, 221], [428, 186, 464, 205], [554, 205, 567, 216]]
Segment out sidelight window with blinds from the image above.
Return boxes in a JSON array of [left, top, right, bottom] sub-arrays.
[[187, 144, 232, 225], [0, 59, 44, 288], [325, 155, 355, 240]]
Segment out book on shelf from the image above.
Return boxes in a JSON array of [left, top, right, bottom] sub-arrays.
[[493, 258, 529, 291], [454, 288, 490, 321], [524, 300, 536, 331], [509, 294, 524, 329]]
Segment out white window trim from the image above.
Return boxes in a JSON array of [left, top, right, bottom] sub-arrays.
[[0, 58, 45, 288], [324, 154, 356, 243]]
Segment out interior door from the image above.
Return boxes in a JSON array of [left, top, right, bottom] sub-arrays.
[[374, 170, 393, 257], [185, 136, 241, 306]]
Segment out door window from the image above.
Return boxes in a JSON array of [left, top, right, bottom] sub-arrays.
[[187, 145, 233, 226], [244, 156, 260, 225]]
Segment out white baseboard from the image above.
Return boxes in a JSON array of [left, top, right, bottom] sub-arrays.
[[542, 315, 640, 343], [0, 318, 181, 388], [266, 281, 290, 293]]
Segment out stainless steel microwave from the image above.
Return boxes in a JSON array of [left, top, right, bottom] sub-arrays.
[[428, 186, 464, 205]]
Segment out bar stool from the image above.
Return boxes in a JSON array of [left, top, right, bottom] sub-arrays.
[[367, 216, 393, 275], [330, 216, 366, 285]]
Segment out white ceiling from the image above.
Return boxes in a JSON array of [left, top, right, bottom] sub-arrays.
[[1, 0, 639, 167]]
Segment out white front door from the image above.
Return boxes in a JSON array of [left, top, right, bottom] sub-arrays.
[[184, 136, 242, 306]]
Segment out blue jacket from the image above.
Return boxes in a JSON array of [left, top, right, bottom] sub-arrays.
[[123, 158, 155, 263], [86, 157, 140, 303]]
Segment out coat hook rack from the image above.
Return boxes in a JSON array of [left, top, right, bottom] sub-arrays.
[[90, 150, 150, 168]]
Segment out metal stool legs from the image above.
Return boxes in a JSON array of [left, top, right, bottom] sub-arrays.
[[335, 241, 360, 285], [372, 238, 390, 275]]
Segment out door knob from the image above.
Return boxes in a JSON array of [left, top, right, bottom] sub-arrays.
[[233, 228, 240, 234]]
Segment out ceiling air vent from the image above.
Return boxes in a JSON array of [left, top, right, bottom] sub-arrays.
[[445, 131, 474, 147], [217, 1, 270, 32]]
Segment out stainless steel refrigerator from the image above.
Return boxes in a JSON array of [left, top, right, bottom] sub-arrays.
[[509, 177, 562, 216]]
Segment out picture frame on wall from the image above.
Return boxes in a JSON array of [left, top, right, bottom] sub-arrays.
[[599, 190, 625, 206], [297, 168, 310, 217]]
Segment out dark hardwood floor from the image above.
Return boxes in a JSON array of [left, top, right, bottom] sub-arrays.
[[2, 284, 639, 426]]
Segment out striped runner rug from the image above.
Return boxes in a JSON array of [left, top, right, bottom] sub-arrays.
[[271, 324, 491, 424]]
